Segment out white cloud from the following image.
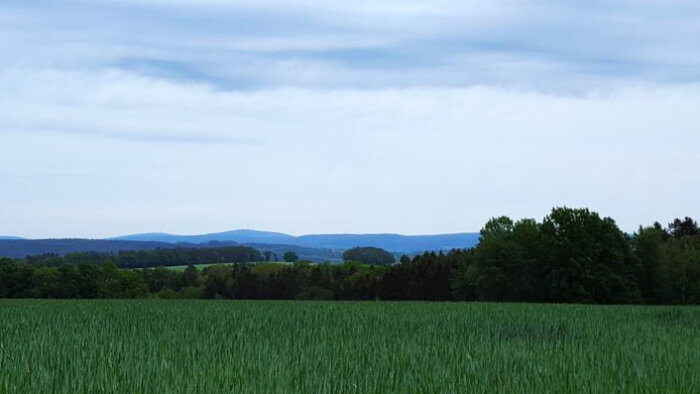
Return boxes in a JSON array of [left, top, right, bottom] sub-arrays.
[[3, 0, 700, 91], [1, 63, 699, 236], [1, 0, 699, 237]]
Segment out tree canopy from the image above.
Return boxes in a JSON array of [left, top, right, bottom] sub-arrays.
[[342, 247, 395, 265], [668, 217, 699, 239], [283, 251, 299, 263]]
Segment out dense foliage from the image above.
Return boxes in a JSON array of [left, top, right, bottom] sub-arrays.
[[23, 246, 262, 268], [452, 208, 700, 304], [1, 300, 698, 392], [0, 239, 342, 262], [283, 251, 299, 262], [342, 246, 396, 265], [0, 207, 698, 304], [0, 239, 189, 258]]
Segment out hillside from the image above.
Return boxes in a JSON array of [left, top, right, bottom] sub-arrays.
[[0, 239, 340, 262], [0, 230, 479, 261], [113, 230, 480, 254]]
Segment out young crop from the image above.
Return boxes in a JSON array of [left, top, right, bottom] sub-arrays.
[[0, 301, 698, 393]]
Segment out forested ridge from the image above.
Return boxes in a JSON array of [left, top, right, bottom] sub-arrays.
[[1, 207, 698, 304], [0, 239, 341, 262], [22, 246, 263, 269]]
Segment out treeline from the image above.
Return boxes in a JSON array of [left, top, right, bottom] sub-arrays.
[[23, 246, 263, 268], [454, 209, 699, 304], [0, 258, 455, 300], [0, 207, 698, 304]]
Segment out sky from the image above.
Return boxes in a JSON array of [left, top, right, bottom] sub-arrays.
[[1, 0, 699, 238]]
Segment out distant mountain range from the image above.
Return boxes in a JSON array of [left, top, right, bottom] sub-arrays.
[[112, 230, 296, 245], [111, 230, 480, 254], [0, 230, 480, 261]]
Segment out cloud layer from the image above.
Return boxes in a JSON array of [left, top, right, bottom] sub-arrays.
[[1, 0, 699, 237]]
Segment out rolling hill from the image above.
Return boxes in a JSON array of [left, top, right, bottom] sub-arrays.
[[113, 230, 480, 254], [0, 230, 479, 261], [0, 239, 340, 261]]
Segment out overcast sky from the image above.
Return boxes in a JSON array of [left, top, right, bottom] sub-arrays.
[[1, 0, 699, 238]]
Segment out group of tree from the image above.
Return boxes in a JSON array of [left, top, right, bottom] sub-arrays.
[[452, 209, 699, 304], [342, 247, 396, 265], [0, 257, 455, 301], [23, 246, 264, 269], [257, 250, 300, 262], [0, 260, 149, 298], [0, 207, 698, 304], [283, 251, 299, 262]]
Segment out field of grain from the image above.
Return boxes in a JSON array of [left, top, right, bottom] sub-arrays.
[[165, 261, 292, 271], [1, 301, 698, 393], [165, 262, 233, 271]]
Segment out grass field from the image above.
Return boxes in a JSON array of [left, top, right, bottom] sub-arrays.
[[165, 261, 292, 271], [1, 301, 698, 393], [165, 262, 233, 271]]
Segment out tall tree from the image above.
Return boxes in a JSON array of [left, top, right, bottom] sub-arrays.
[[631, 224, 666, 303], [461, 217, 541, 302], [668, 217, 699, 239], [540, 207, 641, 304], [283, 251, 299, 263], [658, 236, 700, 303]]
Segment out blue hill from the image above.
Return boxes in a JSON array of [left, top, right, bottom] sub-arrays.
[[0, 236, 24, 240], [113, 230, 295, 245], [0, 230, 480, 260], [113, 230, 480, 254], [0, 238, 340, 261]]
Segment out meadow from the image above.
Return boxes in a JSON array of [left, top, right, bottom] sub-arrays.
[[165, 262, 237, 271], [0, 301, 698, 393], [165, 261, 292, 271]]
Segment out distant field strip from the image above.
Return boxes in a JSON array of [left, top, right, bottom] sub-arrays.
[[165, 263, 234, 271], [165, 261, 292, 271], [0, 301, 698, 393]]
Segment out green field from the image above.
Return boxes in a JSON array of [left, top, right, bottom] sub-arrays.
[[165, 262, 233, 271], [1, 301, 698, 393], [165, 261, 292, 271]]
